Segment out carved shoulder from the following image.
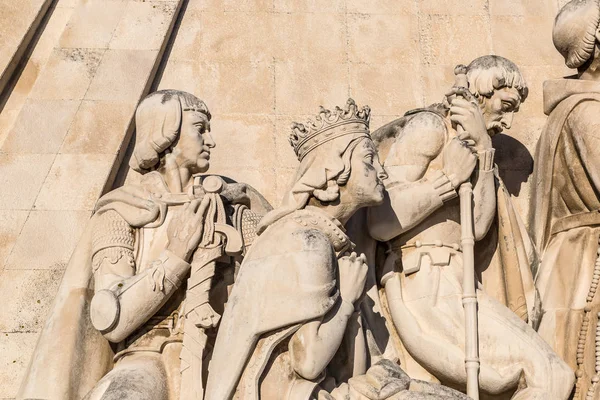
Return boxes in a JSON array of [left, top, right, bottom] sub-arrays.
[[567, 100, 600, 139], [385, 112, 447, 168], [91, 210, 136, 283], [253, 218, 336, 259]]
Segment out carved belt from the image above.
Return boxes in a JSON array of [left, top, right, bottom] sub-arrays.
[[390, 241, 461, 275], [551, 210, 600, 236]]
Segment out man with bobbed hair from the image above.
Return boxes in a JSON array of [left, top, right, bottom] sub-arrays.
[[18, 90, 271, 400], [532, 0, 600, 397], [364, 55, 574, 399]]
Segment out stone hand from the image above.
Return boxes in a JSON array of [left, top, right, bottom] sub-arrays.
[[338, 252, 368, 305], [190, 303, 221, 329], [448, 90, 492, 151], [167, 197, 210, 262], [442, 137, 478, 188]]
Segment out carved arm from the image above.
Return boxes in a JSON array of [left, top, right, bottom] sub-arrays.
[[288, 299, 356, 380], [90, 248, 190, 343], [472, 149, 496, 241], [368, 169, 457, 242], [88, 209, 191, 343]]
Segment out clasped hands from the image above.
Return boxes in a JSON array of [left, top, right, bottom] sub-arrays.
[[442, 87, 492, 188]]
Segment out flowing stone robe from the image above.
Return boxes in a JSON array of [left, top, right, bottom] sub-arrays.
[[204, 206, 354, 400], [532, 79, 600, 397]]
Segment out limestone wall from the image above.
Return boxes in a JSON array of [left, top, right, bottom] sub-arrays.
[[0, 0, 575, 397], [156, 0, 573, 214]]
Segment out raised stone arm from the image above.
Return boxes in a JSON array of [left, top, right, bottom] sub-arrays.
[[368, 113, 476, 242]]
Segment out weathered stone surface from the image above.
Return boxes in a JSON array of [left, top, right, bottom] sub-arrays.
[[0, 332, 38, 398], [348, 13, 418, 65], [59, 0, 126, 49], [275, 62, 349, 115], [109, 1, 179, 51], [159, 60, 275, 114], [60, 100, 136, 154], [34, 154, 114, 211], [350, 63, 422, 114], [0, 0, 53, 94], [4, 210, 90, 270], [0, 154, 55, 210], [0, 211, 29, 270], [85, 49, 159, 102], [419, 15, 493, 65], [28, 48, 104, 101], [2, 99, 80, 153], [0, 269, 63, 332]]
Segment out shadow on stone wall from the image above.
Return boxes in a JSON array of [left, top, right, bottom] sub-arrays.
[[492, 134, 534, 197]]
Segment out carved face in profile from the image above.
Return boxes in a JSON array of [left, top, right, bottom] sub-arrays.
[[172, 110, 215, 174], [340, 139, 386, 209], [480, 87, 522, 137]]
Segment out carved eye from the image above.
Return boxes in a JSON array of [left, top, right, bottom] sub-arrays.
[[501, 101, 514, 111]]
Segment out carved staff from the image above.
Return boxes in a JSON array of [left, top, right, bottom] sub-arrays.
[[454, 64, 480, 400]]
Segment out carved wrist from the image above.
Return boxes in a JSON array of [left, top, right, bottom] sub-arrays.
[[339, 297, 356, 314], [477, 148, 495, 171], [431, 170, 458, 202], [160, 249, 192, 288]]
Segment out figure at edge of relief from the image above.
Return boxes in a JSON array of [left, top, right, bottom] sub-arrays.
[[364, 56, 575, 399], [204, 99, 470, 400], [532, 0, 600, 398], [17, 90, 272, 400]]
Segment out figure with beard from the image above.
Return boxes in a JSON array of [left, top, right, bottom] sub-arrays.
[[366, 56, 574, 399]]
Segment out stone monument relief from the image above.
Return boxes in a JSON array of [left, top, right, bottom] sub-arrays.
[[2, 0, 600, 399]]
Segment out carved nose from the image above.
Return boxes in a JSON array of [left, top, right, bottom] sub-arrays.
[[204, 132, 216, 148], [377, 165, 388, 181], [501, 112, 514, 129]]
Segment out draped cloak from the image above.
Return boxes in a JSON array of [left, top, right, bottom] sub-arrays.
[[17, 172, 270, 400], [531, 79, 600, 394], [204, 207, 353, 400]]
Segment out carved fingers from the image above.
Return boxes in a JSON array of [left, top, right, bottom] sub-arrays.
[[442, 138, 478, 188], [445, 86, 475, 102], [448, 97, 491, 151], [338, 252, 368, 305], [167, 197, 210, 261]]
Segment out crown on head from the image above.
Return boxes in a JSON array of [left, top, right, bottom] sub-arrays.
[[289, 99, 371, 161]]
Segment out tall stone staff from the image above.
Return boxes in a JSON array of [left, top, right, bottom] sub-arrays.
[[453, 64, 480, 400]]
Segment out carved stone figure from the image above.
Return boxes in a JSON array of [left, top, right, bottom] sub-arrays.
[[17, 90, 271, 400], [367, 56, 574, 399], [532, 1, 600, 398], [204, 99, 468, 400]]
